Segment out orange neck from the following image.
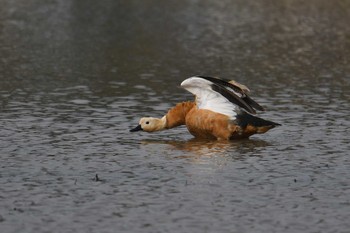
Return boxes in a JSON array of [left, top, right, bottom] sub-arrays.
[[165, 101, 196, 129]]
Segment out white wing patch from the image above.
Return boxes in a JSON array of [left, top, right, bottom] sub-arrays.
[[181, 77, 238, 119]]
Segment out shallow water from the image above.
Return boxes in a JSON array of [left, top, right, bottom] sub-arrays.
[[1, 0, 350, 232]]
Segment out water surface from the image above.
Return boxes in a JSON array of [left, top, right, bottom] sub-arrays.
[[1, 1, 350, 233]]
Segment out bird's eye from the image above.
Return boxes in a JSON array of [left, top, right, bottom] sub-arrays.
[[146, 121, 150, 124]]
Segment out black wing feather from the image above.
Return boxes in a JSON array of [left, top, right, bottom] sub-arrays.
[[198, 76, 244, 96], [211, 83, 256, 114], [197, 76, 264, 113], [242, 95, 265, 111]]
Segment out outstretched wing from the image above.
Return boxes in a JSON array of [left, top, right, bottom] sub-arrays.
[[181, 76, 264, 119], [200, 76, 265, 112]]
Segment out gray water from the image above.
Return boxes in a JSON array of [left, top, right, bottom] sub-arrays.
[[1, 1, 350, 232]]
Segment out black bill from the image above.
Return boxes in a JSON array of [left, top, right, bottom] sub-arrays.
[[130, 124, 143, 132]]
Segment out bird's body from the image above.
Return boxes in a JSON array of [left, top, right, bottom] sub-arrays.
[[131, 76, 280, 140]]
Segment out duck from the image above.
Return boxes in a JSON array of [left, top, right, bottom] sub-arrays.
[[130, 76, 280, 140]]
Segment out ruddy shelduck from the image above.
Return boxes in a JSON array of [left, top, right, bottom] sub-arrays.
[[130, 76, 280, 140]]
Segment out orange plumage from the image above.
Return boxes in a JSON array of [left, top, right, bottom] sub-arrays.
[[130, 76, 280, 140]]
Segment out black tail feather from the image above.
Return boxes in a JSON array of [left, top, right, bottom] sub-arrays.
[[236, 111, 280, 128]]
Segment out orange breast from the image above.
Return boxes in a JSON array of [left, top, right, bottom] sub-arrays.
[[185, 108, 241, 140]]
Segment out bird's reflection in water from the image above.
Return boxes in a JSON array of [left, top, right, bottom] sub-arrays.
[[140, 138, 271, 160]]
